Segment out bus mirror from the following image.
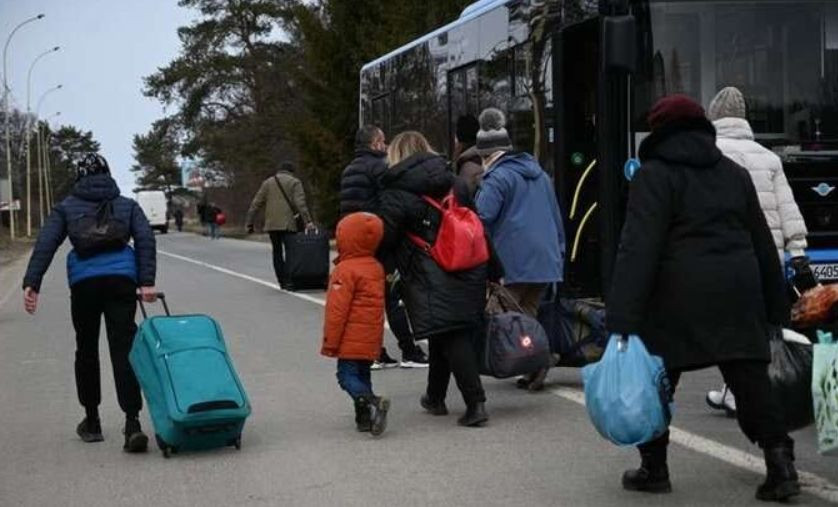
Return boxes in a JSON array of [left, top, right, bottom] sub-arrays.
[[603, 15, 637, 73]]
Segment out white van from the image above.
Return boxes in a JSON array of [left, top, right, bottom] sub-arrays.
[[135, 190, 169, 233]]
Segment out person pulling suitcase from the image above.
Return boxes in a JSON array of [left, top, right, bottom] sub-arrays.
[[22, 153, 157, 453]]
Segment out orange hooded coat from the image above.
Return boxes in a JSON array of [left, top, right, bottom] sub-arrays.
[[321, 212, 385, 360]]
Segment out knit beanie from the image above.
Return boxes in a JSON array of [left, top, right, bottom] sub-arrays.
[[648, 94, 706, 131], [476, 108, 513, 157], [707, 87, 747, 121], [75, 153, 110, 181]]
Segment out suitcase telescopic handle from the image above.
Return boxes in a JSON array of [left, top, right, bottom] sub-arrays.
[[137, 292, 170, 319]]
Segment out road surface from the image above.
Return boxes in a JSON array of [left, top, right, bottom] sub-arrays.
[[1, 232, 836, 506]]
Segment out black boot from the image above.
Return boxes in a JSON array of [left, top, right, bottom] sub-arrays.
[[420, 394, 448, 416], [457, 402, 488, 427], [123, 416, 149, 453], [354, 398, 372, 432], [368, 395, 390, 437], [76, 416, 104, 443], [623, 435, 672, 493], [756, 440, 801, 502]]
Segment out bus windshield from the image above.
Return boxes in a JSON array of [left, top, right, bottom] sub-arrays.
[[634, 1, 838, 154]]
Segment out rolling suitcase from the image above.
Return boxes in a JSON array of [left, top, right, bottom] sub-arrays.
[[129, 294, 251, 457], [283, 229, 330, 291]]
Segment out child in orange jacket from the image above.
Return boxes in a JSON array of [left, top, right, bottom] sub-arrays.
[[321, 212, 390, 436]]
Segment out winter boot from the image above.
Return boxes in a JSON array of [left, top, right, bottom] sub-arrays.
[[76, 416, 104, 443], [354, 397, 372, 432], [756, 441, 801, 502], [368, 395, 390, 437], [623, 435, 672, 493], [420, 394, 449, 416], [123, 416, 149, 453], [457, 402, 488, 427]]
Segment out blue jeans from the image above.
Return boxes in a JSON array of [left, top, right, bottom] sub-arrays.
[[206, 223, 219, 239], [336, 359, 373, 399]]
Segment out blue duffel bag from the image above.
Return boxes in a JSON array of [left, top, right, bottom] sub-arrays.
[[581, 334, 673, 446]]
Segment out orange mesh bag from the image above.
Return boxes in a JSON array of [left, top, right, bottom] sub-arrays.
[[792, 284, 838, 328]]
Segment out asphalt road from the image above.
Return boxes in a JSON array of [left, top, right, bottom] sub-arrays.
[[1, 232, 836, 507]]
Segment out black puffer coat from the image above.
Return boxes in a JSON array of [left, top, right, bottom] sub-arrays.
[[339, 148, 387, 216], [378, 153, 488, 339], [607, 118, 788, 371]]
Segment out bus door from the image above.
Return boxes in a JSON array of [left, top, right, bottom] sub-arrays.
[[555, 18, 601, 298]]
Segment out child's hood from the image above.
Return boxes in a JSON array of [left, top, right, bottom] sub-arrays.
[[336, 212, 383, 260]]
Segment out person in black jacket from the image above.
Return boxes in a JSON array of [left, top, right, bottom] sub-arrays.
[[22, 153, 157, 453], [378, 131, 488, 427], [607, 96, 798, 502], [340, 125, 428, 369]]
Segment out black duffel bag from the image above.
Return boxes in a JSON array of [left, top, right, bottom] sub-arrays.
[[537, 286, 607, 367], [768, 329, 814, 432], [68, 200, 130, 258], [477, 284, 551, 379]]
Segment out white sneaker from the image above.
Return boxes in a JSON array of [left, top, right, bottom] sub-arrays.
[[706, 385, 737, 416]]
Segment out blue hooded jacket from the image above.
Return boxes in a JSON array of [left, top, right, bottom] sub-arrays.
[[475, 152, 565, 284], [23, 174, 156, 291]]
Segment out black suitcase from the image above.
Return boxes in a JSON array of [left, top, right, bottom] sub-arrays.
[[282, 230, 330, 290]]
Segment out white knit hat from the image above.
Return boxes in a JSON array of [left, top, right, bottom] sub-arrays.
[[708, 87, 747, 121], [476, 108, 513, 157]]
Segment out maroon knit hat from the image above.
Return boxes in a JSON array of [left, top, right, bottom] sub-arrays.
[[648, 94, 706, 131]]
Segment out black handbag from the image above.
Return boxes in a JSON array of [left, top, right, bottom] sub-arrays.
[[68, 200, 131, 258], [768, 330, 814, 432]]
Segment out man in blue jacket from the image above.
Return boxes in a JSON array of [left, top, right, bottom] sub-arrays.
[[22, 153, 157, 453], [474, 108, 566, 391]]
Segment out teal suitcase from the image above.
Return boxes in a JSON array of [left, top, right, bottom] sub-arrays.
[[129, 294, 251, 457]]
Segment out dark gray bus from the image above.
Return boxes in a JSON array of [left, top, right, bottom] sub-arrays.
[[360, 0, 838, 297]]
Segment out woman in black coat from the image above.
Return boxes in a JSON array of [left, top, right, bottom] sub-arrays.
[[377, 131, 489, 427], [607, 95, 798, 502]]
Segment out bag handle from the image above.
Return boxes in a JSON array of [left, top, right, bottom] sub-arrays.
[[137, 292, 170, 319], [487, 282, 526, 314]]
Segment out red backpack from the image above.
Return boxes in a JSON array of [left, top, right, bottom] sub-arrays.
[[407, 192, 490, 272], [215, 212, 227, 226]]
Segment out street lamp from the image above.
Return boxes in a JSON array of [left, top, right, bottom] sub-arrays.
[[25, 45, 60, 235], [42, 112, 60, 211], [36, 111, 59, 225], [3, 13, 45, 239]]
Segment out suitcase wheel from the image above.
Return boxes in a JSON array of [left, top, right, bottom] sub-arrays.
[[156, 434, 176, 458], [228, 436, 242, 450], [162, 447, 172, 459]]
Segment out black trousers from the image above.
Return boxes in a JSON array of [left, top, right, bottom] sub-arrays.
[[641, 360, 790, 453], [426, 329, 486, 406], [70, 276, 142, 417], [384, 279, 418, 355], [269, 231, 291, 285]]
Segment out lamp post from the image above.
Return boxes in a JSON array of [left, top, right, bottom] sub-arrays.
[[36, 111, 59, 225], [25, 46, 60, 235], [3, 13, 45, 240], [35, 87, 61, 213]]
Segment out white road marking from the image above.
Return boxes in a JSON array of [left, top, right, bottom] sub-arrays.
[[159, 248, 838, 503], [551, 387, 838, 503]]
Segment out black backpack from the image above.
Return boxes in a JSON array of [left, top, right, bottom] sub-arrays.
[[68, 200, 131, 258]]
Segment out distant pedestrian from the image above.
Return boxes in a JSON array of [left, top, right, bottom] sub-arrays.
[[22, 153, 156, 453], [378, 131, 489, 427], [245, 161, 314, 288], [453, 114, 483, 199], [173, 207, 184, 232], [607, 95, 798, 501], [321, 212, 390, 436], [474, 107, 566, 391], [201, 202, 221, 239], [704, 86, 809, 416], [339, 125, 428, 369]]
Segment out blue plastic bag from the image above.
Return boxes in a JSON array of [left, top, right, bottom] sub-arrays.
[[582, 334, 673, 446]]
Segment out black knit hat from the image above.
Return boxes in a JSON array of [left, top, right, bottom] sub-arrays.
[[75, 153, 110, 181], [456, 115, 479, 145], [476, 108, 513, 157]]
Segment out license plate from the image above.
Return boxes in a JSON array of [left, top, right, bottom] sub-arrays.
[[813, 263, 838, 282]]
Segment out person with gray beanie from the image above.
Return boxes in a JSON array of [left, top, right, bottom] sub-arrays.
[[704, 87, 808, 417], [474, 108, 566, 391]]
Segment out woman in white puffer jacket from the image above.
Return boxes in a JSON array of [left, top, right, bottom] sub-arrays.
[[705, 87, 808, 416]]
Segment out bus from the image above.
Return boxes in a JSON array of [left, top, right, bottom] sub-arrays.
[[360, 0, 838, 297]]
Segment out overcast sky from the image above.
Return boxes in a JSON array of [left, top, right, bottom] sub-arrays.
[[1, 0, 195, 194]]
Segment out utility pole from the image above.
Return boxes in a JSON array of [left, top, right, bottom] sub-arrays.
[[3, 14, 45, 240]]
